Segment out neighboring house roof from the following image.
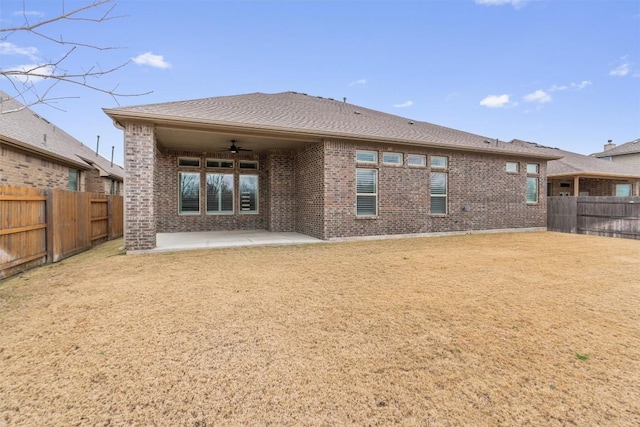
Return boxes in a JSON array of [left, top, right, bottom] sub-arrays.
[[0, 91, 123, 180], [104, 91, 561, 160], [511, 140, 640, 179], [591, 138, 640, 157]]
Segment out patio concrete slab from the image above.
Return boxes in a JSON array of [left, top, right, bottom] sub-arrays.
[[151, 230, 323, 253]]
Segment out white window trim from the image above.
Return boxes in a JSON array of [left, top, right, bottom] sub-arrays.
[[356, 150, 378, 164], [431, 156, 448, 170], [430, 171, 448, 215], [356, 168, 378, 217], [239, 174, 259, 214], [239, 160, 259, 170], [179, 172, 201, 215], [206, 158, 234, 169], [506, 162, 519, 173], [526, 163, 539, 174], [382, 152, 403, 166], [206, 173, 234, 215], [526, 177, 539, 204], [407, 154, 426, 167], [178, 157, 201, 168]]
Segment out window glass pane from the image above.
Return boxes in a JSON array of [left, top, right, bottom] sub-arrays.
[[239, 161, 258, 169], [357, 195, 377, 216], [356, 168, 377, 216], [526, 163, 539, 174], [356, 150, 377, 163], [431, 156, 448, 169], [407, 154, 426, 166], [506, 162, 519, 172], [239, 175, 258, 213], [616, 184, 632, 197], [179, 172, 200, 213], [356, 169, 377, 194], [206, 159, 234, 168], [68, 169, 78, 191], [206, 174, 234, 213], [179, 157, 200, 167], [526, 177, 538, 203], [430, 172, 447, 195], [430, 197, 447, 214], [382, 152, 402, 165]]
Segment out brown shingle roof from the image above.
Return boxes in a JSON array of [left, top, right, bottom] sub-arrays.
[[104, 91, 560, 159], [0, 91, 123, 179], [510, 140, 640, 178], [592, 138, 640, 157]]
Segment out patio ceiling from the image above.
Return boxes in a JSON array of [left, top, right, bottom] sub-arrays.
[[154, 124, 322, 155]]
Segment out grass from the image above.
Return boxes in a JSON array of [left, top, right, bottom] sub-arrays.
[[0, 231, 639, 426]]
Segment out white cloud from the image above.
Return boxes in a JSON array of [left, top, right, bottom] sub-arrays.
[[0, 41, 40, 61], [524, 90, 552, 104], [474, 0, 527, 8], [12, 10, 45, 18], [479, 94, 511, 108], [549, 80, 592, 92], [5, 64, 55, 83], [609, 56, 631, 77], [393, 100, 414, 108], [132, 52, 171, 69], [348, 78, 367, 86]]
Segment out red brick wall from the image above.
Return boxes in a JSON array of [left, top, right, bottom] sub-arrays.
[[294, 143, 325, 238], [265, 153, 295, 232], [321, 141, 547, 239], [154, 150, 266, 233], [0, 143, 85, 190]]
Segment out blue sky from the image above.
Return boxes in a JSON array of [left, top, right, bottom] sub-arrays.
[[1, 0, 639, 167]]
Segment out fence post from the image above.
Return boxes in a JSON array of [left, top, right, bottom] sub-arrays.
[[45, 189, 54, 263]]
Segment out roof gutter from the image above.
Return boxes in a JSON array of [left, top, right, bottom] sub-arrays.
[[103, 109, 562, 161], [548, 171, 640, 179]]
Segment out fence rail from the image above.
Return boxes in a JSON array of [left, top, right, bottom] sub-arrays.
[[0, 185, 123, 279], [548, 196, 640, 240]]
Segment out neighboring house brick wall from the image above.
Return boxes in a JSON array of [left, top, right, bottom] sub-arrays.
[[294, 143, 325, 239], [0, 143, 84, 190], [125, 123, 156, 251], [578, 178, 637, 196]]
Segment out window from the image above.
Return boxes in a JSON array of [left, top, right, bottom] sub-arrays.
[[526, 163, 539, 204], [206, 174, 234, 214], [616, 183, 632, 197], [506, 162, 519, 173], [526, 177, 539, 204], [179, 172, 200, 214], [239, 175, 258, 213], [178, 157, 200, 167], [356, 168, 377, 216], [382, 152, 402, 165], [431, 156, 448, 169], [68, 169, 79, 191], [407, 154, 426, 167], [206, 159, 234, 169], [110, 180, 120, 195], [430, 172, 447, 214], [239, 160, 258, 170], [356, 150, 377, 164]]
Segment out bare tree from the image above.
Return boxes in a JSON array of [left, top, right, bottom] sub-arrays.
[[0, 0, 149, 112]]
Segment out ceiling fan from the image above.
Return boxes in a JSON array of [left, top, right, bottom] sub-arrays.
[[220, 140, 252, 154]]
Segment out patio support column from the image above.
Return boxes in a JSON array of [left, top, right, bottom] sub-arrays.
[[265, 152, 295, 232], [124, 122, 156, 251], [573, 176, 580, 196]]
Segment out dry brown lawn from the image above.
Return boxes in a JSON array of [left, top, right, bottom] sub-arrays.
[[0, 231, 639, 426]]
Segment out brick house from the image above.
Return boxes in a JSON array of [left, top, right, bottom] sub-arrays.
[[591, 139, 640, 170], [0, 91, 123, 194], [103, 91, 561, 251], [544, 145, 640, 197]]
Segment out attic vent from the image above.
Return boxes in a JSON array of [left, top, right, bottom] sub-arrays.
[[408, 121, 414, 125], [354, 111, 361, 115]]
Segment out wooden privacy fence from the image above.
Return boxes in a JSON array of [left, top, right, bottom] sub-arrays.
[[548, 196, 640, 240], [0, 185, 124, 279]]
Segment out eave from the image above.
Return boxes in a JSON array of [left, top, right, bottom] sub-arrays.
[[0, 134, 92, 170], [103, 109, 562, 161]]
